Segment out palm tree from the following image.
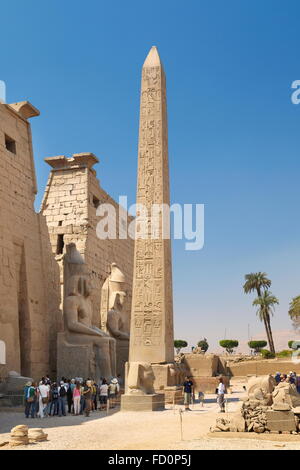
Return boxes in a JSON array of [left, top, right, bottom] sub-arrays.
[[288, 295, 300, 330], [243, 272, 275, 354], [243, 272, 271, 297], [252, 291, 278, 354]]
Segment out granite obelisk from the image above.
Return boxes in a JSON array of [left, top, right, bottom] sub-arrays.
[[129, 46, 174, 364]]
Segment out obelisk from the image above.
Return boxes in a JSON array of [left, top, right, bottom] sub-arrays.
[[129, 46, 174, 364]]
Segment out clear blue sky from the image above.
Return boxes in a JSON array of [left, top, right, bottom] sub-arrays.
[[2, 0, 300, 352]]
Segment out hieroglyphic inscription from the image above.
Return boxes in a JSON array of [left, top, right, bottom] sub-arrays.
[[130, 47, 174, 362]]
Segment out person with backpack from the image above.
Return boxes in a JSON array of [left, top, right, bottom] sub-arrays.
[[24, 381, 37, 418], [37, 380, 49, 418], [58, 381, 67, 417], [108, 378, 120, 408], [50, 382, 59, 416]]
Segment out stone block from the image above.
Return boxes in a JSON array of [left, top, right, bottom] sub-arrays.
[[272, 403, 291, 411], [164, 386, 183, 404], [121, 393, 165, 411], [57, 333, 95, 380], [184, 354, 219, 377], [265, 410, 297, 432]]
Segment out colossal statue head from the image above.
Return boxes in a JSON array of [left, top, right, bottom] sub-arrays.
[[127, 362, 155, 395], [67, 274, 92, 298], [101, 263, 127, 330]]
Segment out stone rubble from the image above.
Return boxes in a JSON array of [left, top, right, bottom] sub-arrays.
[[28, 428, 48, 442], [9, 424, 29, 446], [211, 376, 300, 435]]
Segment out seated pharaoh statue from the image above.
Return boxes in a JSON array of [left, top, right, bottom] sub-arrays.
[[57, 244, 116, 381], [100, 263, 130, 377]]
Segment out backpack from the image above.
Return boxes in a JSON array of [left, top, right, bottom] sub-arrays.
[[59, 385, 66, 397], [52, 389, 59, 400]]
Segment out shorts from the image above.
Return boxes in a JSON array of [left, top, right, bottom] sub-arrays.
[[100, 396, 107, 404], [184, 393, 191, 405], [109, 393, 116, 399]]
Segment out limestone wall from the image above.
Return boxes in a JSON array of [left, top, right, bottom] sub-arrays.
[[227, 359, 300, 377], [0, 102, 60, 379], [184, 353, 220, 377]]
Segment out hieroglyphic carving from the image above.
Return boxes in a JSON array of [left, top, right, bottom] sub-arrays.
[[129, 47, 174, 364]]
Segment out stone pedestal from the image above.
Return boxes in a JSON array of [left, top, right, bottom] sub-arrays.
[[57, 333, 96, 380], [164, 386, 183, 404], [121, 393, 165, 411], [265, 410, 297, 432]]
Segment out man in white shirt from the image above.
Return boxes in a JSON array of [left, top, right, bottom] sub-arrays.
[[217, 378, 226, 413], [38, 381, 49, 418]]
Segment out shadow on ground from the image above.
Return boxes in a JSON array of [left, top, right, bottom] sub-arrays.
[[0, 407, 120, 434]]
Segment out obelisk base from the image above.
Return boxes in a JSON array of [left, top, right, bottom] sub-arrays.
[[121, 393, 165, 412]]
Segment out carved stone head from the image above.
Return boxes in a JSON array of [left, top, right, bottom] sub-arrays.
[[67, 274, 92, 298], [127, 362, 155, 395]]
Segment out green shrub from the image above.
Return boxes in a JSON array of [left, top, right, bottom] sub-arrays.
[[276, 350, 292, 358], [197, 338, 209, 352], [174, 340, 188, 354], [219, 340, 239, 354], [261, 349, 275, 359], [288, 340, 294, 349], [248, 340, 267, 353]]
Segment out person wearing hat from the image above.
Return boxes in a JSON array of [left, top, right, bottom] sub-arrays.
[[24, 381, 37, 419], [108, 377, 120, 408]]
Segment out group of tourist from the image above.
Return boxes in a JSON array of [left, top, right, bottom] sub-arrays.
[[274, 371, 300, 393], [24, 375, 121, 419]]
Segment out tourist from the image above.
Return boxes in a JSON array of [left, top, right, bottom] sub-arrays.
[[24, 381, 37, 419], [82, 380, 92, 417], [217, 377, 226, 413], [37, 380, 49, 418], [50, 382, 59, 416], [91, 380, 97, 411], [66, 379, 74, 414], [58, 381, 67, 417], [109, 378, 120, 408], [73, 381, 82, 416], [296, 374, 300, 394], [80, 381, 85, 414], [99, 378, 109, 411], [92, 381, 98, 411], [182, 376, 194, 411], [275, 372, 281, 384], [117, 374, 123, 387], [198, 391, 205, 407]]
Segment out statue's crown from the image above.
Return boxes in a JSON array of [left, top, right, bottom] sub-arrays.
[[109, 263, 125, 283]]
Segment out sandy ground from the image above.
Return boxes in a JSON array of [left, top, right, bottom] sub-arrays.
[[1, 384, 300, 450]]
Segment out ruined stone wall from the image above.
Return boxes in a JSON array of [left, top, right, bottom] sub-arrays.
[[227, 359, 300, 377], [0, 102, 60, 379], [41, 155, 134, 330]]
